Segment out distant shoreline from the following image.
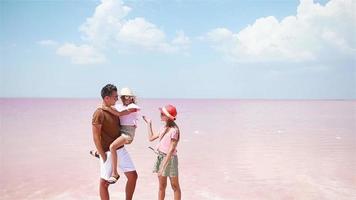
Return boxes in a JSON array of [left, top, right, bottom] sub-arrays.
[[0, 97, 355, 101]]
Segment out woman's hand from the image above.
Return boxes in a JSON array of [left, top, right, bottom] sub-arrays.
[[157, 168, 163, 176], [144, 115, 158, 141], [142, 116, 151, 125]]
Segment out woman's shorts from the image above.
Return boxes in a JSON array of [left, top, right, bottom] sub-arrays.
[[153, 152, 178, 177], [120, 125, 136, 142]]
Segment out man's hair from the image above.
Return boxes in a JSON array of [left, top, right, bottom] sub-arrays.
[[101, 84, 117, 99]]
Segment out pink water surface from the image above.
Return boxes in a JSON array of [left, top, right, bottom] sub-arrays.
[[0, 99, 355, 200]]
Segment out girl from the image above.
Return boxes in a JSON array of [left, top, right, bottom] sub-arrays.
[[143, 104, 181, 200], [100, 87, 140, 184]]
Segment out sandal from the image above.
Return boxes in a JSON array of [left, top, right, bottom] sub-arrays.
[[108, 174, 120, 184], [89, 150, 100, 158]]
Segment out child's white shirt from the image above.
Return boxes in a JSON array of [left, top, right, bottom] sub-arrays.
[[115, 103, 140, 126]]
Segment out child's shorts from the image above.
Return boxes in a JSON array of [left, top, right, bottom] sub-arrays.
[[120, 125, 136, 142], [153, 152, 179, 177]]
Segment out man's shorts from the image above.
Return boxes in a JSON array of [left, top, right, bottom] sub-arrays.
[[100, 147, 136, 181]]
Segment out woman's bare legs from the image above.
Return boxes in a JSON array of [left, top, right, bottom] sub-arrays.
[[169, 176, 181, 200], [158, 175, 168, 200], [109, 136, 127, 179]]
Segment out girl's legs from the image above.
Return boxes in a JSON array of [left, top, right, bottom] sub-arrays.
[[158, 175, 168, 200], [169, 176, 181, 200], [109, 136, 127, 178]]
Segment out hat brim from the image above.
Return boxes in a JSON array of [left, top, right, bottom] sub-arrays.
[[159, 107, 176, 120]]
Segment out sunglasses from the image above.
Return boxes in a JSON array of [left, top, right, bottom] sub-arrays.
[[110, 95, 119, 99], [122, 96, 134, 100]]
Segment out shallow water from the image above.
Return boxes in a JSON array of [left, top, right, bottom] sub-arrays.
[[0, 99, 355, 199]]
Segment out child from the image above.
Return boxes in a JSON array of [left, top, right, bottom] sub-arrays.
[[91, 87, 140, 184], [142, 104, 181, 200]]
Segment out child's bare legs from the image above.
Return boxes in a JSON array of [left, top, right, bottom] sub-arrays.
[[109, 136, 128, 180]]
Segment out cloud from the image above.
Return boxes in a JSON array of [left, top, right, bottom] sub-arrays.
[[172, 30, 191, 48], [117, 17, 174, 52], [79, 0, 131, 47], [38, 40, 58, 47], [56, 43, 106, 65], [204, 0, 356, 63], [55, 0, 189, 64]]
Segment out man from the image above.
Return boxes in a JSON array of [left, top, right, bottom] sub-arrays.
[[92, 84, 138, 200]]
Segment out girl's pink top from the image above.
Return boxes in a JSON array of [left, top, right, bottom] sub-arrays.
[[157, 127, 179, 155]]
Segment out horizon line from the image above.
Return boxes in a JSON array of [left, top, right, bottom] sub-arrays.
[[0, 97, 355, 101]]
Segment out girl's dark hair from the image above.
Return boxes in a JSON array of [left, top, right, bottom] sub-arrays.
[[101, 84, 117, 99], [162, 119, 180, 142]]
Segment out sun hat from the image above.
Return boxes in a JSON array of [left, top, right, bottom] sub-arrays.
[[159, 104, 177, 120], [120, 87, 134, 96]]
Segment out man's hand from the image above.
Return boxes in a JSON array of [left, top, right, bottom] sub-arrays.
[[100, 153, 107, 163]]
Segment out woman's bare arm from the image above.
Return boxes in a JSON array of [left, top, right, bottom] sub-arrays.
[[143, 116, 159, 141]]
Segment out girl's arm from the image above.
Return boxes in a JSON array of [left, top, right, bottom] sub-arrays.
[[142, 116, 159, 141], [102, 105, 136, 117], [158, 138, 178, 176]]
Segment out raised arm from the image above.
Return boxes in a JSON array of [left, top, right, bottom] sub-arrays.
[[142, 116, 159, 141]]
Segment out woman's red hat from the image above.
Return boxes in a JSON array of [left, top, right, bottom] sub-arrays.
[[159, 104, 177, 120]]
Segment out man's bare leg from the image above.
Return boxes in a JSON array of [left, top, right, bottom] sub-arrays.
[[99, 178, 110, 200], [124, 170, 138, 200]]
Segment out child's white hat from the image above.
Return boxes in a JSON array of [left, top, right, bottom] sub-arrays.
[[120, 87, 134, 96]]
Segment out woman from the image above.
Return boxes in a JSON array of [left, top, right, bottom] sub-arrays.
[[143, 104, 181, 200]]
